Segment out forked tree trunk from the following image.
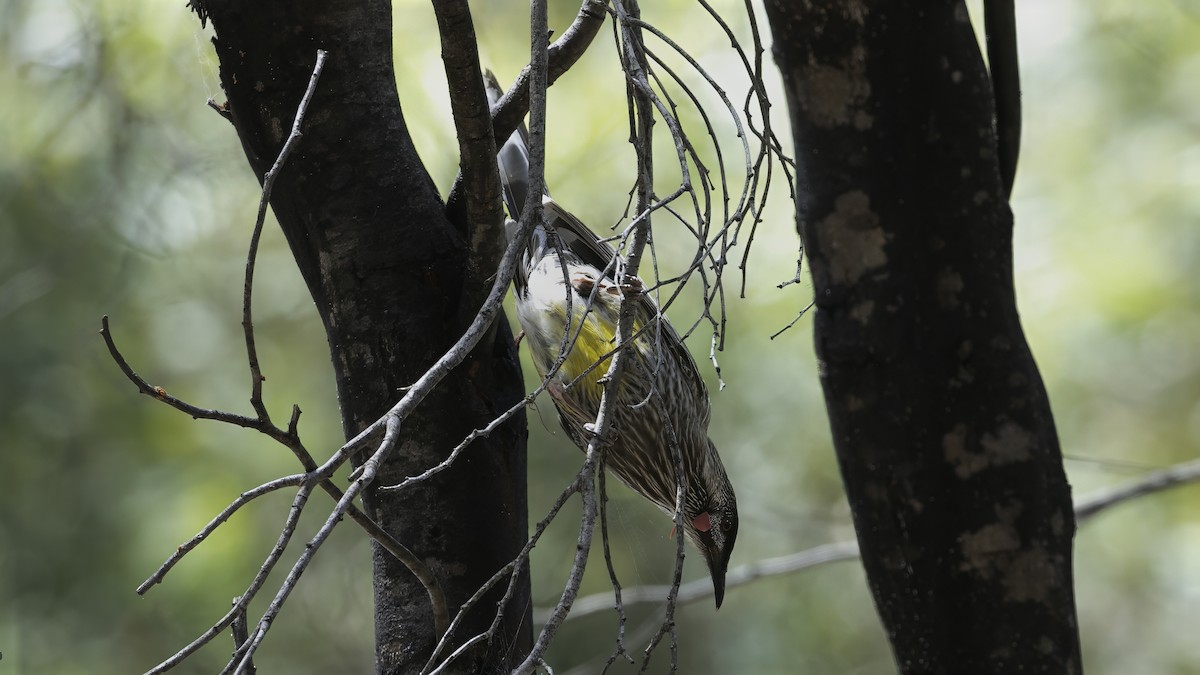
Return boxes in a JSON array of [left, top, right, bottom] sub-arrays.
[[188, 1, 532, 672], [763, 3, 1083, 672]]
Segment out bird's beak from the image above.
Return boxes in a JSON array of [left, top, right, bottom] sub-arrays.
[[711, 566, 727, 609], [702, 538, 730, 609]]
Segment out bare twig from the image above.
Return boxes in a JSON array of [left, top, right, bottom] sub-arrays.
[[145, 482, 316, 674], [227, 419, 404, 674], [598, 464, 635, 671], [230, 601, 256, 675], [488, 0, 610, 153], [550, 455, 1200, 622], [443, 0, 608, 213], [545, 541, 862, 622], [241, 49, 329, 422], [101, 315, 264, 431], [136, 473, 308, 595], [109, 303, 448, 636], [611, 4, 691, 672], [1075, 458, 1200, 522], [422, 463, 581, 673]]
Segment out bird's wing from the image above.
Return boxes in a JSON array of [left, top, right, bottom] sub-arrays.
[[544, 199, 710, 409]]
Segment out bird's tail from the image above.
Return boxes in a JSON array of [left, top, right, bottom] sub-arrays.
[[486, 71, 553, 292], [485, 71, 534, 226]]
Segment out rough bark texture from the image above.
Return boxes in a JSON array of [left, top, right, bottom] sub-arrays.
[[188, 1, 531, 672], [762, 2, 1082, 673]]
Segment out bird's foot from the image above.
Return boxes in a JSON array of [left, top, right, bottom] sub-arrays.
[[610, 275, 644, 297], [571, 273, 643, 299]]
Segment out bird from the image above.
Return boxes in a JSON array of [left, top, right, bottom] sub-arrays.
[[486, 73, 738, 608]]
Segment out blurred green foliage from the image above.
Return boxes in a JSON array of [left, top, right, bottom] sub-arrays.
[[1, 0, 1197, 673]]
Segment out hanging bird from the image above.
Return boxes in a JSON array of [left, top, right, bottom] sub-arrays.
[[486, 73, 738, 608]]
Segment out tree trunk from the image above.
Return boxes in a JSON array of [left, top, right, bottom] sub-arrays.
[[188, 1, 532, 672], [762, 3, 1083, 672]]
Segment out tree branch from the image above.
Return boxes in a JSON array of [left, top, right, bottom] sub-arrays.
[[1075, 458, 1200, 522], [546, 541, 862, 622], [984, 0, 1021, 199], [554, 455, 1200, 619], [136, 473, 308, 595], [443, 0, 608, 213], [433, 0, 506, 316]]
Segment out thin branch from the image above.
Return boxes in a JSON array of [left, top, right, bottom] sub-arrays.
[[635, 421, 687, 674], [241, 49, 328, 421], [598, 463, 635, 670], [613, 4, 691, 671], [443, 0, 608, 212], [768, 297, 815, 341], [426, 632, 491, 675], [145, 481, 316, 674], [230, 601, 256, 675], [433, 0, 506, 313], [137, 473, 308, 595], [422, 459, 582, 673], [489, 0, 610, 150], [101, 315, 263, 430], [1075, 457, 1200, 522], [983, 0, 1021, 199], [110, 305, 448, 635], [227, 420, 403, 674], [546, 541, 862, 622], [550, 455, 1200, 621], [509, 0, 603, 670]]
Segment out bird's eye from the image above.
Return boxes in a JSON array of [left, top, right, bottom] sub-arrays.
[[720, 520, 732, 532]]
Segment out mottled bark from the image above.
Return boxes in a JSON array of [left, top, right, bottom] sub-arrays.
[[763, 2, 1082, 672], [188, 1, 531, 672]]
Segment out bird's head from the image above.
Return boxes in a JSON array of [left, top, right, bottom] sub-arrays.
[[684, 443, 738, 609]]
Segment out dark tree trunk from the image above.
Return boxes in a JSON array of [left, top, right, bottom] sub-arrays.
[[188, 1, 532, 672], [762, 3, 1082, 673]]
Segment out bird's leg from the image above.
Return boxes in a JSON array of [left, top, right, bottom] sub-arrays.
[[514, 330, 526, 348]]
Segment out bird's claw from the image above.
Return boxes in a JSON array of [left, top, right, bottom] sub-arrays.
[[571, 273, 644, 299], [611, 275, 644, 297]]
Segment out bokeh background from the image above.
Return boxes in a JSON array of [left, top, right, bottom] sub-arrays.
[[3, 0, 1199, 672]]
